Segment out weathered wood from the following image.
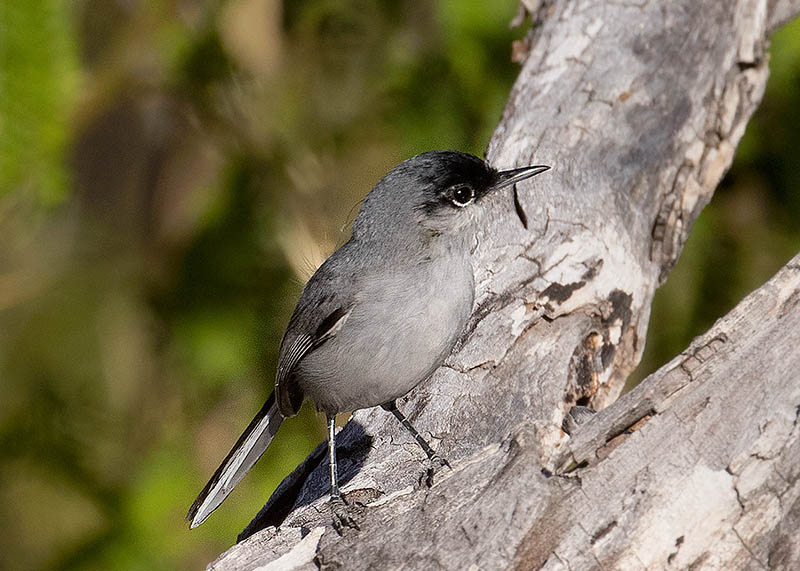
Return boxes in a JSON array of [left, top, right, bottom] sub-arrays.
[[213, 256, 800, 570], [207, 0, 800, 568]]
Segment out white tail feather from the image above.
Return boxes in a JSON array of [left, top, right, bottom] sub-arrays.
[[187, 394, 283, 528]]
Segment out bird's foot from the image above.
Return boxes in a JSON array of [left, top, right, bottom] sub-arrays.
[[330, 495, 360, 535], [421, 454, 451, 488], [562, 405, 597, 435]]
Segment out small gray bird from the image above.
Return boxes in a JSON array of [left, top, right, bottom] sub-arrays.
[[187, 150, 549, 530]]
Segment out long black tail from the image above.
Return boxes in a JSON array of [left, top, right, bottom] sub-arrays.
[[187, 392, 283, 528]]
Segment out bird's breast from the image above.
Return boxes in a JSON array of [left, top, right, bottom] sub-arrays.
[[297, 256, 474, 414]]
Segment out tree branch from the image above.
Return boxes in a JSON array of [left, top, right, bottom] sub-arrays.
[[207, 0, 800, 568]]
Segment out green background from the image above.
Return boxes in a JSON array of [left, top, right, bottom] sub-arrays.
[[0, 1, 798, 568]]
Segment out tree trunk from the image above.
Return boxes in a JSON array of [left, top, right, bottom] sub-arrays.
[[207, 1, 800, 569]]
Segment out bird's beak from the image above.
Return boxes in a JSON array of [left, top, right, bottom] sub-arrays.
[[490, 164, 550, 192]]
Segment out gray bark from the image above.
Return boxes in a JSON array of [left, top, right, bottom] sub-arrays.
[[207, 0, 800, 569]]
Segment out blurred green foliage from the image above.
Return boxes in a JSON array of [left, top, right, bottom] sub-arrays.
[[1, 0, 77, 205], [0, 0, 797, 569]]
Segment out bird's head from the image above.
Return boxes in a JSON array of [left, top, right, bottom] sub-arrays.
[[352, 150, 550, 251]]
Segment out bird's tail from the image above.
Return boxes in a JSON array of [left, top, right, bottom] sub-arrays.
[[187, 392, 283, 528]]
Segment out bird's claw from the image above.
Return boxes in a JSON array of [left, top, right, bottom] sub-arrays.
[[330, 496, 360, 534], [562, 405, 597, 435], [421, 454, 451, 487]]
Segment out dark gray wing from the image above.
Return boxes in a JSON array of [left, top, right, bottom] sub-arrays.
[[275, 257, 355, 417]]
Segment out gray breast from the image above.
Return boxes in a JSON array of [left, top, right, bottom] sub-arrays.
[[295, 256, 474, 415]]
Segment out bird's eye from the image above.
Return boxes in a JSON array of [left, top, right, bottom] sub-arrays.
[[449, 184, 475, 207]]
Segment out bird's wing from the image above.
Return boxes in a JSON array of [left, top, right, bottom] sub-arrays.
[[275, 263, 354, 417]]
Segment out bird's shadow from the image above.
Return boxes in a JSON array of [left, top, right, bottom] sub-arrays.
[[238, 420, 372, 542]]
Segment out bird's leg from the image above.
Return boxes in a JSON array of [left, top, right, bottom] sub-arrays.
[[381, 400, 450, 486], [327, 415, 358, 533]]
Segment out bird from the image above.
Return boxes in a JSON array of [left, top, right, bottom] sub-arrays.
[[187, 150, 550, 531]]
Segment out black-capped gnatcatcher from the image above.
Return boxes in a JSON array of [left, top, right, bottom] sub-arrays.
[[187, 150, 549, 531]]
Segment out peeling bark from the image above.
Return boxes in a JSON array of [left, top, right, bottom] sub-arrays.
[[205, 1, 800, 569]]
